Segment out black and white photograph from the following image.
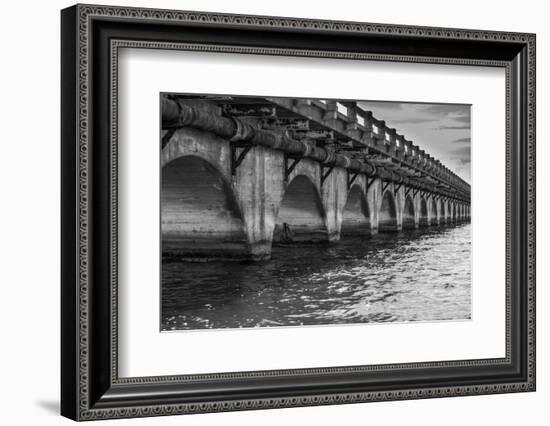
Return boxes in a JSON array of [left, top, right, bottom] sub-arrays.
[[54, 2, 536, 422], [160, 94, 472, 331]]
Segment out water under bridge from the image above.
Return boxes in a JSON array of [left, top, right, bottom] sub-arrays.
[[161, 95, 471, 261]]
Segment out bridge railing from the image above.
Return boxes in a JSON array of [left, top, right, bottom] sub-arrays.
[[278, 98, 470, 199]]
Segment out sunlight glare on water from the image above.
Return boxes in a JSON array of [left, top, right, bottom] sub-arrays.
[[162, 224, 471, 331]]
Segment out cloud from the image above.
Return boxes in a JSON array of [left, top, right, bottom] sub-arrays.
[[451, 145, 471, 162], [435, 125, 471, 130], [391, 118, 437, 124], [452, 137, 471, 144], [358, 101, 403, 111], [453, 113, 471, 124], [421, 104, 467, 115]]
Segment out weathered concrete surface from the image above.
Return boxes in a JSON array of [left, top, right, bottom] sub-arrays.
[[232, 144, 284, 259], [419, 199, 429, 227], [429, 198, 439, 226], [402, 196, 416, 230], [162, 127, 470, 261], [161, 155, 248, 260], [273, 174, 327, 243], [378, 190, 399, 232], [341, 184, 371, 236]]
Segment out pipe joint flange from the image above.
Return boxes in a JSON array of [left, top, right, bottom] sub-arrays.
[[229, 118, 255, 143], [368, 163, 377, 177], [176, 102, 196, 127], [323, 151, 336, 165], [299, 140, 312, 157], [359, 164, 371, 175], [229, 118, 245, 142], [340, 155, 351, 169]]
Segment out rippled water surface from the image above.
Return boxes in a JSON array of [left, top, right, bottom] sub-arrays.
[[162, 224, 471, 331]]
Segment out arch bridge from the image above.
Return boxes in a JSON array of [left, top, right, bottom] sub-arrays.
[[161, 95, 471, 261]]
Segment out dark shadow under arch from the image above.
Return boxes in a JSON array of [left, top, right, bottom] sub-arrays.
[[161, 155, 248, 259], [430, 199, 438, 226], [403, 196, 416, 229], [379, 190, 398, 232], [440, 200, 447, 224], [273, 175, 328, 243], [342, 185, 371, 236]]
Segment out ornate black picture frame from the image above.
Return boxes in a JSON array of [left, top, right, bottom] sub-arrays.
[[61, 4, 536, 421]]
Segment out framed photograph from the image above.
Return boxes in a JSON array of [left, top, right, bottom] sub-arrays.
[[61, 4, 536, 421]]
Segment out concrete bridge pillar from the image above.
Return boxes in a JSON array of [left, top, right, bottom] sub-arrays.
[[454, 203, 458, 222], [367, 179, 381, 235], [439, 199, 447, 225], [161, 125, 470, 262], [429, 197, 439, 226], [418, 197, 429, 227], [233, 144, 285, 259], [320, 167, 349, 241]]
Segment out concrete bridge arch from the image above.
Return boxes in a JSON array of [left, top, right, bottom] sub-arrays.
[[341, 183, 372, 236], [274, 173, 328, 243], [403, 195, 416, 230], [161, 152, 249, 260], [379, 189, 399, 232]]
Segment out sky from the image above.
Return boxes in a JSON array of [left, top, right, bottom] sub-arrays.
[[357, 101, 471, 184]]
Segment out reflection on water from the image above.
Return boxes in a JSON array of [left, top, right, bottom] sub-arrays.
[[162, 224, 471, 331]]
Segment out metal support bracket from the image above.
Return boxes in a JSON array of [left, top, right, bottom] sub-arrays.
[[284, 155, 302, 182], [366, 176, 376, 193], [231, 144, 253, 176], [412, 188, 420, 198], [405, 186, 413, 198], [382, 180, 392, 193], [161, 128, 176, 150], [394, 182, 403, 195], [347, 171, 360, 189], [321, 165, 335, 186]]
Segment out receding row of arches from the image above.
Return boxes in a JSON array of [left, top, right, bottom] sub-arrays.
[[161, 156, 469, 258], [343, 186, 468, 234]]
